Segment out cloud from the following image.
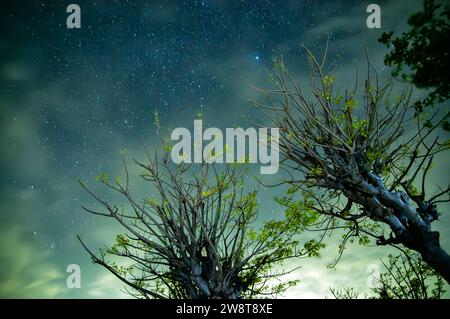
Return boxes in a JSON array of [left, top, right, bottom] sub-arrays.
[[1, 0, 449, 299], [1, 62, 36, 82], [86, 272, 130, 298], [0, 226, 66, 298]]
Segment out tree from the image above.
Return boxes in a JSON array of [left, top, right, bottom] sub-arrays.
[[78, 148, 322, 299], [252, 46, 450, 282], [378, 0, 450, 129], [371, 251, 446, 299], [330, 251, 446, 299]]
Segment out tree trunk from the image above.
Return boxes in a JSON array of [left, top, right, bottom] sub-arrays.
[[349, 176, 450, 283], [413, 230, 450, 283]]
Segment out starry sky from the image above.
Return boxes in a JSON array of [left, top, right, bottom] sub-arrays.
[[1, 0, 449, 298]]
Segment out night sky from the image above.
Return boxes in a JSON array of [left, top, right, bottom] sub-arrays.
[[1, 0, 448, 298]]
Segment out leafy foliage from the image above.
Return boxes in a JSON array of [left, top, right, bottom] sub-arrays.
[[253, 46, 450, 282], [372, 252, 446, 299], [331, 251, 447, 299], [79, 149, 322, 298], [379, 0, 450, 129]]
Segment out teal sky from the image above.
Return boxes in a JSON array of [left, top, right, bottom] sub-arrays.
[[1, 0, 449, 298]]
